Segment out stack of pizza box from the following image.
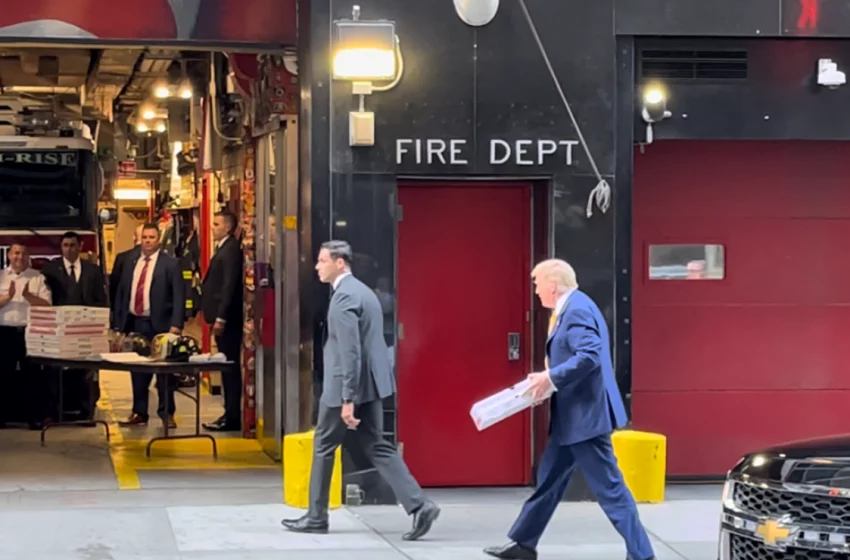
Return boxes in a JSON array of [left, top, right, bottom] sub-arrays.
[[26, 306, 111, 359]]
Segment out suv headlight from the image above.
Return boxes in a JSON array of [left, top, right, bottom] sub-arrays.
[[721, 479, 734, 508]]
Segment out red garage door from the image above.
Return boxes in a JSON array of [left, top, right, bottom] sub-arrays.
[[632, 140, 850, 477]]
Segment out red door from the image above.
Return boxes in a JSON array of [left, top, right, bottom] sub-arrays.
[[396, 182, 532, 487], [632, 140, 850, 477]]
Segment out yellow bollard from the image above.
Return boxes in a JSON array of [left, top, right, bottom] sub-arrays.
[[612, 429, 667, 503], [282, 430, 343, 509]]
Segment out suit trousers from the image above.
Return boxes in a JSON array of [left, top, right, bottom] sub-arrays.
[[508, 433, 654, 560], [215, 325, 242, 425], [308, 399, 425, 521], [125, 316, 176, 420]]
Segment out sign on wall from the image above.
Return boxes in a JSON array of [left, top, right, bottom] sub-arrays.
[[395, 138, 579, 166]]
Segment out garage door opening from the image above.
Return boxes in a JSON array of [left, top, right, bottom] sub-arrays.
[[632, 140, 850, 477]]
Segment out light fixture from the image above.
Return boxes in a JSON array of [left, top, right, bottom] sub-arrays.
[[113, 188, 150, 201], [332, 5, 403, 148], [454, 0, 500, 27], [142, 108, 156, 120], [640, 84, 672, 145], [154, 83, 171, 99], [136, 122, 149, 133], [155, 121, 167, 133], [332, 12, 396, 81], [178, 80, 193, 99]]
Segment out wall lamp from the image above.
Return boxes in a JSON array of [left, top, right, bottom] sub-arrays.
[[332, 5, 404, 147], [454, 0, 500, 26], [640, 84, 671, 145]]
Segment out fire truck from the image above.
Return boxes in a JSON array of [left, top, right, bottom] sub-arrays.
[[0, 96, 102, 270]]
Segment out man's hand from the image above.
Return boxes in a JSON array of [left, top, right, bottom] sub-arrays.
[[21, 281, 31, 301], [341, 402, 360, 429], [7, 281, 15, 298], [524, 372, 554, 404], [169, 327, 182, 335], [212, 319, 225, 336]]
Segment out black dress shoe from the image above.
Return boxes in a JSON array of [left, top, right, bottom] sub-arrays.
[[402, 500, 440, 541], [281, 515, 329, 534], [484, 542, 538, 560], [203, 419, 241, 432]]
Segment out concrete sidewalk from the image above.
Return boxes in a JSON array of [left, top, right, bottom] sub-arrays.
[[0, 486, 722, 560]]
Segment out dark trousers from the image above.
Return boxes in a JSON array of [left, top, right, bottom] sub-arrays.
[[215, 325, 242, 425], [309, 400, 425, 520], [0, 326, 52, 424], [508, 433, 655, 560], [125, 316, 177, 421]]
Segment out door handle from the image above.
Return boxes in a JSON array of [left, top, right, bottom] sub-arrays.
[[507, 332, 520, 361]]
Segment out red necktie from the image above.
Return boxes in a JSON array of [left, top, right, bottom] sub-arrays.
[[133, 257, 151, 315]]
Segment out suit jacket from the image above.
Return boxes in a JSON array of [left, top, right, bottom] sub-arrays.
[[200, 235, 243, 325], [42, 258, 108, 307], [109, 246, 140, 311], [321, 275, 395, 407], [111, 250, 185, 335], [546, 289, 628, 446]]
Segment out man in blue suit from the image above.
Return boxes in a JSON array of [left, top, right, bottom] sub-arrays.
[[484, 259, 655, 560], [111, 223, 185, 429]]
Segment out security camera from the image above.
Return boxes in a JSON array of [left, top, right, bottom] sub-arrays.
[[817, 58, 846, 89]]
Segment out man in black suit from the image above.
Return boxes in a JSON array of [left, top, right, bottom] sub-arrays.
[[109, 224, 142, 309], [201, 209, 243, 432], [42, 231, 108, 420], [111, 223, 185, 428]]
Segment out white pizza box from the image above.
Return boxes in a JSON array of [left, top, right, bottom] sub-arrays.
[[470, 379, 554, 431], [26, 333, 109, 343], [28, 306, 110, 323], [26, 327, 108, 336], [27, 347, 108, 359], [27, 345, 110, 354], [26, 338, 109, 349]]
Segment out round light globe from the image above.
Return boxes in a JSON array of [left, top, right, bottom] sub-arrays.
[[454, 0, 500, 27]]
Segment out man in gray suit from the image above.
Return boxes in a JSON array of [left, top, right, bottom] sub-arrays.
[[281, 240, 440, 540]]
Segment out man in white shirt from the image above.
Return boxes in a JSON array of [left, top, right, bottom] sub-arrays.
[[0, 243, 52, 429]]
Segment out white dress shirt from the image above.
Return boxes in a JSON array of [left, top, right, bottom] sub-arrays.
[[129, 250, 160, 317], [0, 267, 52, 327], [63, 257, 81, 283], [332, 271, 351, 291]]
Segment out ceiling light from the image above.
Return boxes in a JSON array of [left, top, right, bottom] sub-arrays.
[[155, 122, 167, 133], [136, 123, 149, 133], [178, 81, 192, 99], [154, 84, 171, 99], [142, 108, 156, 120]]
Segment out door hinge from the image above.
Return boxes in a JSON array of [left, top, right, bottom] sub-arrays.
[[396, 204, 403, 221], [398, 323, 404, 341]]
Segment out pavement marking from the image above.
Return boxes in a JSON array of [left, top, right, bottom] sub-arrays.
[[99, 371, 276, 491], [97, 385, 140, 490]]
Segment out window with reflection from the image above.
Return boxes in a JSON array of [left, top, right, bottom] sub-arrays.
[[648, 244, 725, 280]]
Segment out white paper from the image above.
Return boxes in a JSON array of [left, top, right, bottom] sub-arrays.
[[99, 352, 153, 363], [470, 379, 554, 431]]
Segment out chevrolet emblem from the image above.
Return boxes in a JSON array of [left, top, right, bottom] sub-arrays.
[[756, 519, 793, 548]]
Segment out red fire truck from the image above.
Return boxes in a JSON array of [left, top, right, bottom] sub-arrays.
[[0, 97, 102, 270]]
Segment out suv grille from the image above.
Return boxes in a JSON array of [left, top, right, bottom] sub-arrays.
[[734, 483, 850, 525], [731, 534, 846, 560]]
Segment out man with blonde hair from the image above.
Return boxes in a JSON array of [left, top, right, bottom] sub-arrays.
[[484, 259, 654, 560]]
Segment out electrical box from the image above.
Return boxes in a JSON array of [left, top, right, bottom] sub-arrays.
[[349, 111, 375, 146]]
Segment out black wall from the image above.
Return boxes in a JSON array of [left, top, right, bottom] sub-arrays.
[[300, 0, 850, 500], [302, 0, 622, 501]]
